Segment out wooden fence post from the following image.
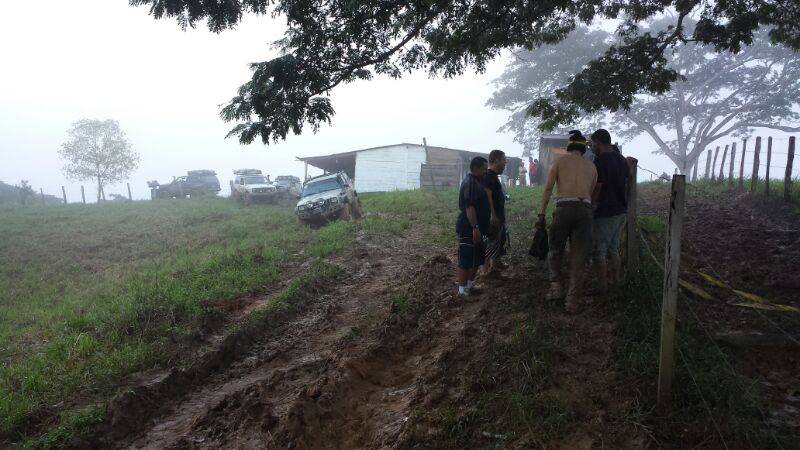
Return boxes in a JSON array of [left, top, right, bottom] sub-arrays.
[[751, 137, 761, 193], [40, 188, 45, 205], [739, 138, 747, 188], [81, 185, 86, 204], [765, 137, 772, 196], [718, 145, 728, 181], [657, 174, 686, 408], [711, 147, 720, 181], [785, 137, 796, 202], [728, 142, 737, 186], [127, 183, 133, 201], [704, 150, 712, 179], [61, 186, 67, 204], [625, 157, 638, 276]]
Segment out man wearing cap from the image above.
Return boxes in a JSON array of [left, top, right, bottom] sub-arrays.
[[536, 131, 597, 313], [590, 129, 630, 292]]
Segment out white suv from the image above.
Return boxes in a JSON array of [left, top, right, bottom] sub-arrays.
[[231, 169, 278, 205]]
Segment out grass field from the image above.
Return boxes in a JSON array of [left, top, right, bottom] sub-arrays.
[[0, 190, 479, 444], [1, 183, 788, 446]]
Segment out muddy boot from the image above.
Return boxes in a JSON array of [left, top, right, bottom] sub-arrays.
[[546, 282, 565, 301]]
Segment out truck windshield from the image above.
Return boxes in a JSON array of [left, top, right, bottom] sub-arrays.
[[242, 176, 268, 185], [302, 179, 341, 197]]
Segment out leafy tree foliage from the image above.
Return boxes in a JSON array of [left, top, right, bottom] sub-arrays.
[[130, 0, 800, 144], [59, 119, 139, 202], [17, 180, 34, 205], [489, 20, 800, 172]]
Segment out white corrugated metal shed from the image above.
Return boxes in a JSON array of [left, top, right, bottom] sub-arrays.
[[353, 144, 427, 192], [297, 143, 498, 193]]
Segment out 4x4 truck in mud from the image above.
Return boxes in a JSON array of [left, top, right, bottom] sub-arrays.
[[274, 175, 302, 199], [230, 169, 279, 205], [295, 172, 362, 224], [148, 170, 221, 199]]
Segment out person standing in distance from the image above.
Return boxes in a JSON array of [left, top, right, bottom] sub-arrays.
[[483, 150, 508, 277]]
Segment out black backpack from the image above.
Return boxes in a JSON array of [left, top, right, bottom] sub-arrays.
[[529, 227, 549, 260]]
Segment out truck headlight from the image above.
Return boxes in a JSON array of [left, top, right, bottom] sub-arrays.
[[329, 197, 339, 204]]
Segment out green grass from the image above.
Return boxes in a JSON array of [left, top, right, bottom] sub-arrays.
[[0, 197, 359, 442]]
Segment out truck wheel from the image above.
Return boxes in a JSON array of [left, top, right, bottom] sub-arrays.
[[339, 204, 351, 221], [352, 198, 363, 219]]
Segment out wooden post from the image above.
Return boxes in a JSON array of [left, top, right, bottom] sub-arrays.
[[728, 142, 736, 186], [61, 186, 67, 204], [704, 150, 712, 179], [691, 159, 698, 182], [785, 137, 796, 202], [750, 137, 761, 193], [40, 188, 45, 205], [718, 145, 728, 181], [625, 157, 638, 276], [127, 183, 133, 201], [765, 137, 772, 196], [303, 161, 308, 181], [81, 185, 86, 204], [657, 174, 686, 408], [710, 146, 720, 181], [739, 138, 747, 188]]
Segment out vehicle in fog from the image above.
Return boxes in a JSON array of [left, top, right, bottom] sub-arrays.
[[295, 172, 361, 224], [231, 169, 279, 205], [148, 170, 221, 199], [274, 175, 303, 199]]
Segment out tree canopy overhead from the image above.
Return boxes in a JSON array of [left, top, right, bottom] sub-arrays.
[[130, 0, 800, 144], [489, 19, 800, 172]]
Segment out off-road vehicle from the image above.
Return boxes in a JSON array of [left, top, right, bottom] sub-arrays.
[[148, 170, 221, 199], [274, 175, 303, 199], [230, 169, 279, 205], [295, 172, 362, 223]]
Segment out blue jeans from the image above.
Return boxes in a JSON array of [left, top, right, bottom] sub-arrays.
[[593, 213, 626, 261]]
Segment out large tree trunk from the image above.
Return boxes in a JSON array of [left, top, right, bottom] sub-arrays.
[[97, 174, 103, 203]]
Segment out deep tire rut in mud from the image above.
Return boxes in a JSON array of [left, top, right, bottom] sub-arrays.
[[110, 242, 461, 449]]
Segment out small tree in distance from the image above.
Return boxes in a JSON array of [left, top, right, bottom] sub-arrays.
[[17, 180, 35, 205], [59, 119, 139, 202]]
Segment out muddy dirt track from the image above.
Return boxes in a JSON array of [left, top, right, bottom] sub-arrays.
[[86, 226, 641, 449]]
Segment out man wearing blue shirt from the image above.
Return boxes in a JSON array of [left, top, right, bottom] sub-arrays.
[[456, 157, 490, 297]]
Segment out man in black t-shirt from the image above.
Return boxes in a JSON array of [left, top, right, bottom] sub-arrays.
[[483, 150, 508, 276], [456, 157, 490, 297], [590, 129, 630, 292]]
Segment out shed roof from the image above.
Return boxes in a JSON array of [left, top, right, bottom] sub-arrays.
[[297, 143, 479, 176]]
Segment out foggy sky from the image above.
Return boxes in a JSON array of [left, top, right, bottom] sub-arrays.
[[0, 0, 743, 202]]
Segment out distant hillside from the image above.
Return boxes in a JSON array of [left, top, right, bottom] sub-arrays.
[[0, 180, 61, 205]]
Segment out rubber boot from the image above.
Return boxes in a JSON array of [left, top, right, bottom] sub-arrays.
[[546, 251, 565, 300]]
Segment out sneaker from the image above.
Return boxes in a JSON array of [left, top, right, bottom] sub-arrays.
[[545, 282, 564, 301]]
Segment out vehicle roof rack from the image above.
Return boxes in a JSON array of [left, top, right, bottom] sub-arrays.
[[187, 169, 217, 176], [233, 169, 263, 176]]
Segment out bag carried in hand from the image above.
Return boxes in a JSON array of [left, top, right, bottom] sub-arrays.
[[529, 226, 549, 260]]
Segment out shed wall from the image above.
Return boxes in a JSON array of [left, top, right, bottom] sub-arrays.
[[354, 145, 427, 192]]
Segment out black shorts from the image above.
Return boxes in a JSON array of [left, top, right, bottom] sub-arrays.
[[457, 230, 486, 269]]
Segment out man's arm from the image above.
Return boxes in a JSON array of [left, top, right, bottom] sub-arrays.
[[485, 186, 498, 224], [466, 206, 481, 243], [538, 165, 557, 216]]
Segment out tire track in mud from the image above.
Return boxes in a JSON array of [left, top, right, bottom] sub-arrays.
[[115, 242, 418, 449]]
